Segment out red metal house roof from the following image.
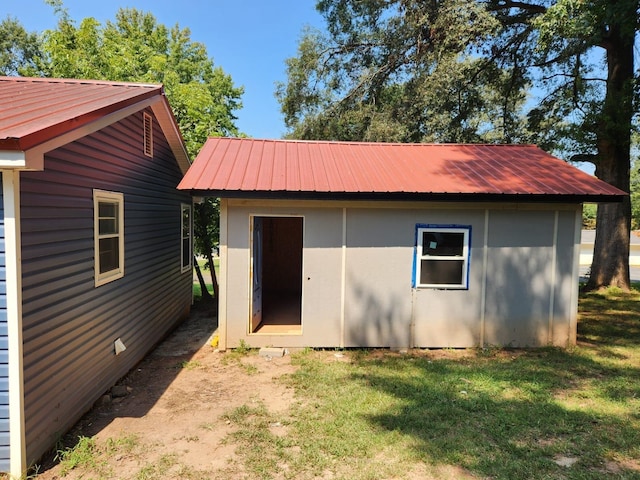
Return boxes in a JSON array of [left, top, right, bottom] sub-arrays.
[[0, 76, 189, 171], [178, 137, 625, 202]]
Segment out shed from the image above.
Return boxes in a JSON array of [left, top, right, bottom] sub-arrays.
[[0, 77, 193, 477], [178, 138, 625, 352]]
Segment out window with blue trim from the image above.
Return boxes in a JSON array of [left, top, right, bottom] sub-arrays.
[[415, 225, 471, 289]]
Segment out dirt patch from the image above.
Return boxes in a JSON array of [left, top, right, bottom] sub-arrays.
[[33, 300, 298, 479]]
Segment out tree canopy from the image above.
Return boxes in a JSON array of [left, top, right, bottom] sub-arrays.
[[0, 16, 42, 76], [278, 0, 639, 290], [38, 5, 243, 158], [0, 3, 243, 298]]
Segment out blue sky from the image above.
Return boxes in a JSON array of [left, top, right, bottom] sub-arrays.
[[0, 0, 324, 139]]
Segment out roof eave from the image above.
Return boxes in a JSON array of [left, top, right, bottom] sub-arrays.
[[1, 86, 163, 153], [0, 89, 190, 172], [179, 190, 626, 204]]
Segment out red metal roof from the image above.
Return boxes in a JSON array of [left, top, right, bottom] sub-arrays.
[[178, 137, 625, 202], [0, 76, 162, 151]]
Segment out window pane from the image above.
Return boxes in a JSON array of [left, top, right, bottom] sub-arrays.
[[99, 237, 119, 273], [99, 202, 117, 218], [183, 238, 190, 268], [420, 259, 464, 285], [422, 232, 464, 256], [182, 208, 191, 237], [98, 202, 118, 235], [99, 218, 118, 235]]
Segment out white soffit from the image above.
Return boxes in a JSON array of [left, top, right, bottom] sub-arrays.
[[0, 151, 26, 168]]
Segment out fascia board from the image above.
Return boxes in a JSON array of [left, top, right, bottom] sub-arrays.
[[150, 97, 191, 174]]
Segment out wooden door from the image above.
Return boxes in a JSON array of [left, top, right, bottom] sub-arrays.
[[251, 216, 263, 332]]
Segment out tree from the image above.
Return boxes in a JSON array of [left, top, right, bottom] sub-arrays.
[[278, 0, 638, 290], [0, 17, 42, 76], [193, 198, 220, 300], [504, 0, 636, 291], [40, 6, 243, 158], [37, 4, 243, 297]]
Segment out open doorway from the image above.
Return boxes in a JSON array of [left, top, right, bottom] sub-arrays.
[[251, 216, 303, 334]]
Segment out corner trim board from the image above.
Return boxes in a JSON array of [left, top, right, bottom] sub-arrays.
[[340, 208, 347, 348], [3, 170, 26, 478], [548, 211, 559, 344], [218, 199, 228, 350]]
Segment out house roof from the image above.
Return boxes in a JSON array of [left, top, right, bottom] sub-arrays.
[[178, 137, 625, 202], [0, 76, 189, 172]]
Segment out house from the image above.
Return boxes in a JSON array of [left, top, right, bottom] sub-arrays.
[[580, 229, 640, 266], [0, 77, 193, 477], [178, 138, 625, 352]]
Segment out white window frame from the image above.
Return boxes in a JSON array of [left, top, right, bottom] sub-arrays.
[[414, 225, 471, 289], [94, 189, 125, 287], [181, 203, 192, 273]]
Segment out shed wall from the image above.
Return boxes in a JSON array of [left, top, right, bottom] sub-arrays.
[[484, 210, 555, 345], [222, 200, 580, 349], [19, 109, 192, 464], [408, 210, 487, 348], [226, 205, 343, 347], [0, 179, 8, 471]]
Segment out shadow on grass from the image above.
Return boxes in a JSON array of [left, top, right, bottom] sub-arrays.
[[578, 288, 640, 347], [287, 289, 640, 479], [351, 349, 640, 479]]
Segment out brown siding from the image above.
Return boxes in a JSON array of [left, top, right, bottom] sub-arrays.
[[19, 109, 191, 464]]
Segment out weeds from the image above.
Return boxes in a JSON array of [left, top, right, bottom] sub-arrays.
[[177, 360, 203, 370], [236, 339, 252, 354], [56, 436, 110, 477], [134, 454, 177, 480], [221, 401, 292, 477]]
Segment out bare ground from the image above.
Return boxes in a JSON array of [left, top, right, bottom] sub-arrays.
[[29, 299, 482, 480], [32, 299, 298, 479]]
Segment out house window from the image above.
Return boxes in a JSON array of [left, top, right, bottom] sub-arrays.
[[181, 203, 192, 272], [143, 112, 153, 157], [415, 225, 471, 289], [94, 190, 124, 287]]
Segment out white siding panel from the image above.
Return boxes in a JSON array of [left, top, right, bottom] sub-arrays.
[[223, 201, 580, 350], [484, 210, 555, 346]]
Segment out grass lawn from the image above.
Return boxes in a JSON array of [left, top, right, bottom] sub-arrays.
[[193, 256, 218, 300], [224, 287, 640, 479]]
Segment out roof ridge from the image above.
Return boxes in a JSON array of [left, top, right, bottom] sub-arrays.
[[212, 137, 541, 148], [0, 75, 161, 89]]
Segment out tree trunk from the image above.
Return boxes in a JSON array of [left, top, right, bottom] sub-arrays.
[[585, 5, 634, 291], [194, 256, 212, 299], [206, 251, 220, 299]]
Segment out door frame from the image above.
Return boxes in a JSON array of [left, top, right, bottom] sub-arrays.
[[248, 213, 305, 334]]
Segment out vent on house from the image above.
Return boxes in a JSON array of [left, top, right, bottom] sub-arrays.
[[143, 112, 153, 157]]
